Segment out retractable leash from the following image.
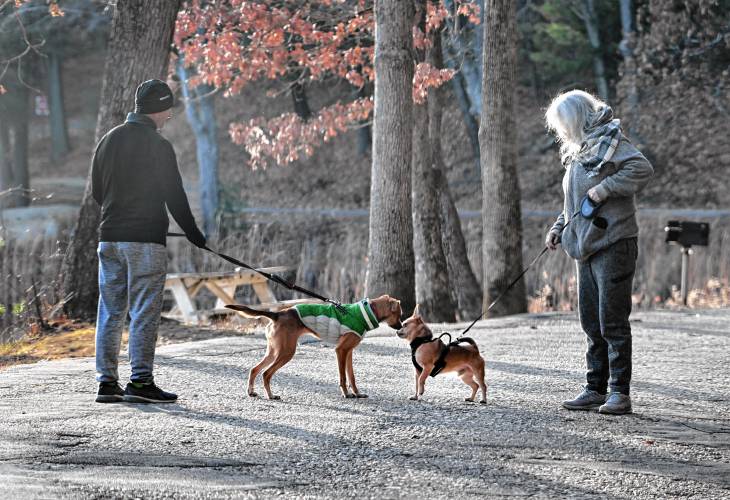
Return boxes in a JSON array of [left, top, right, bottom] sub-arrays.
[[167, 232, 348, 314], [456, 203, 592, 338]]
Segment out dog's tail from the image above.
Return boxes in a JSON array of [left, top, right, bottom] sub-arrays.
[[455, 337, 479, 351], [225, 304, 280, 322]]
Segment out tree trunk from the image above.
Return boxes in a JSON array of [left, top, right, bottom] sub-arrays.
[[60, 0, 181, 320], [366, 0, 415, 316], [356, 85, 372, 157], [443, 0, 483, 117], [430, 31, 483, 321], [0, 116, 13, 209], [521, 6, 545, 103], [581, 0, 609, 101], [446, 67, 481, 177], [48, 51, 70, 162], [443, 0, 482, 177], [9, 84, 30, 208], [411, 1, 456, 323], [291, 80, 312, 121], [619, 0, 638, 138], [479, 0, 526, 317], [178, 60, 219, 238]]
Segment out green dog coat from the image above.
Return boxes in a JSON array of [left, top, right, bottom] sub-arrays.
[[294, 299, 379, 344]]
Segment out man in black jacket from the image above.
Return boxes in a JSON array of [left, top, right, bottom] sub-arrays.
[[92, 79, 206, 404]]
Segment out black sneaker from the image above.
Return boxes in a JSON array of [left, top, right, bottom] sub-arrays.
[[96, 382, 125, 403], [123, 382, 178, 403]]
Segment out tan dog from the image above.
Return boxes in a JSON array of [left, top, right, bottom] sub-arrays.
[[396, 305, 487, 404], [226, 295, 403, 400]]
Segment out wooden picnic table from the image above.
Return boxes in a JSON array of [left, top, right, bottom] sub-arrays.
[[163, 266, 316, 324]]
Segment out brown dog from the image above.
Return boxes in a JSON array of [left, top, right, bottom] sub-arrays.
[[226, 295, 403, 400], [396, 305, 487, 404]]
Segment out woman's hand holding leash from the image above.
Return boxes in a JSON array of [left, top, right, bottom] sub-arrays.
[[546, 230, 561, 251], [586, 187, 603, 203]]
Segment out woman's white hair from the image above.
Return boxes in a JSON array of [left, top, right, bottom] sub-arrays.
[[545, 89, 607, 162]]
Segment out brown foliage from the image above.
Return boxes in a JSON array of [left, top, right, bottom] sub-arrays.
[[616, 0, 730, 207]]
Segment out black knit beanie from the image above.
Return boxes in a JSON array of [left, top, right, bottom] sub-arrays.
[[134, 79, 174, 114]]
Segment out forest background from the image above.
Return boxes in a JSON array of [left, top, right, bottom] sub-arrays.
[[1, 0, 729, 344]]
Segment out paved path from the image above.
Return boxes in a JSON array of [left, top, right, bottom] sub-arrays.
[[1, 310, 729, 499]]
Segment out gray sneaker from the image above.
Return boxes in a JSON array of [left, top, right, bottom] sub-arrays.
[[562, 388, 607, 410], [599, 392, 632, 415]]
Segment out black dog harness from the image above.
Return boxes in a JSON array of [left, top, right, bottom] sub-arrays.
[[410, 333, 476, 378]]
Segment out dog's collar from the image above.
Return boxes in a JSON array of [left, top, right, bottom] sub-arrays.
[[358, 299, 377, 330], [409, 333, 434, 351]]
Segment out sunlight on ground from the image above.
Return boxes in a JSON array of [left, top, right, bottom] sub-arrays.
[[0, 327, 128, 370]]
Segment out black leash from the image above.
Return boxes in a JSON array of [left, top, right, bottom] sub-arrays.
[[458, 208, 583, 337], [167, 232, 347, 313]]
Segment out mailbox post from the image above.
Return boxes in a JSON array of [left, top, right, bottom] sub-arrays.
[[664, 221, 710, 305]]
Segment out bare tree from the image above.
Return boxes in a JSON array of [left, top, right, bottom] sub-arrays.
[[430, 29, 482, 320], [479, 0, 526, 317], [177, 60, 219, 239], [619, 0, 638, 137], [60, 0, 181, 319], [0, 78, 30, 208], [365, 0, 416, 315], [577, 0, 609, 101], [47, 50, 70, 162], [411, 0, 456, 322]]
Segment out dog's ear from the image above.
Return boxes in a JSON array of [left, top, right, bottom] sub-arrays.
[[390, 298, 400, 313], [225, 304, 247, 311], [413, 303, 421, 318]]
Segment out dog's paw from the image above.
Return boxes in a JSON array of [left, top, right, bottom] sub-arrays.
[[409, 395, 419, 401], [479, 399, 487, 405], [268, 395, 281, 400], [248, 391, 258, 398], [464, 397, 475, 403], [355, 393, 368, 399], [343, 393, 357, 399]]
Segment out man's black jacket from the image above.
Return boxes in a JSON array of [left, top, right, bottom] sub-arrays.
[[91, 113, 203, 246]]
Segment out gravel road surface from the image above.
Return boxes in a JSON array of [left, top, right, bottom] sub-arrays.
[[1, 309, 729, 499]]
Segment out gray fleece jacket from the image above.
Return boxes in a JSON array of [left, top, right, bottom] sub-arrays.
[[550, 136, 654, 261]]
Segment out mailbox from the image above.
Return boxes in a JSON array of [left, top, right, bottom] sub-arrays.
[[664, 220, 709, 248], [664, 220, 710, 306]]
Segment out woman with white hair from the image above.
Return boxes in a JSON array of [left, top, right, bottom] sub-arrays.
[[544, 90, 653, 415]]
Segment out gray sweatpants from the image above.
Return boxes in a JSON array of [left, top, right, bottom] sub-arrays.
[[95, 242, 167, 384]]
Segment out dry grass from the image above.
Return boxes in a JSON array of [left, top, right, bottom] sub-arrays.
[[2, 210, 729, 356], [0, 316, 262, 370], [0, 232, 67, 344], [661, 278, 730, 310], [0, 323, 114, 369]]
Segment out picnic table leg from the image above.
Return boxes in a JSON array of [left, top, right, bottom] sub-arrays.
[[167, 278, 200, 325], [252, 282, 277, 305], [206, 282, 237, 310], [214, 284, 238, 309]]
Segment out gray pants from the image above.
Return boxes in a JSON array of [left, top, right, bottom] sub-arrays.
[[577, 237, 637, 395], [95, 242, 167, 384]]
